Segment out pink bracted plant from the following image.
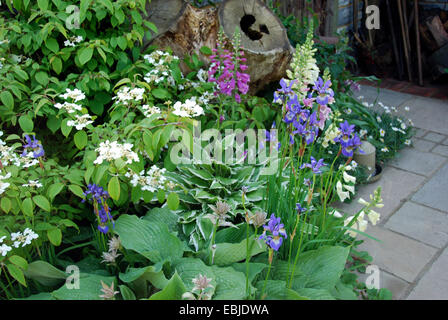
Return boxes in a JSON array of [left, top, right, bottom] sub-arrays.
[[208, 29, 250, 104]]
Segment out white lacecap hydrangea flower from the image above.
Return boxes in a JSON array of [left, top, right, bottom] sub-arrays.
[[128, 165, 167, 192], [11, 228, 39, 248], [112, 87, 145, 105], [22, 180, 43, 188], [55, 102, 82, 114], [0, 243, 12, 257], [172, 99, 204, 118], [67, 114, 94, 130], [142, 105, 161, 117], [94, 140, 139, 165], [0, 172, 11, 194], [60, 88, 86, 102]]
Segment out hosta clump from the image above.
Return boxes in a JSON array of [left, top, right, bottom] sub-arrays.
[[164, 162, 266, 250]]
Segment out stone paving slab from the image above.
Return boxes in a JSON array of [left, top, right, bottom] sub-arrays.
[[356, 269, 410, 300], [432, 145, 448, 157], [385, 201, 448, 248], [334, 166, 425, 221], [412, 163, 448, 213], [407, 247, 448, 300], [423, 132, 447, 143], [357, 86, 414, 110], [389, 147, 446, 177], [358, 227, 438, 283], [442, 137, 448, 146], [415, 128, 427, 138], [412, 139, 435, 153], [394, 97, 448, 135]]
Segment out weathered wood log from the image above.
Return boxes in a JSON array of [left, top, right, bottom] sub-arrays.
[[426, 15, 448, 48], [144, 0, 294, 94]]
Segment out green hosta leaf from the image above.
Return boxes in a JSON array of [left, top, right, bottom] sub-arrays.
[[294, 288, 335, 300], [119, 265, 168, 289], [119, 285, 136, 300], [173, 258, 249, 300], [255, 280, 308, 300], [9, 255, 28, 271], [211, 265, 250, 300], [47, 228, 62, 246], [213, 236, 266, 266], [108, 176, 120, 200], [231, 262, 267, 284], [148, 272, 186, 300], [18, 115, 34, 132], [78, 47, 94, 65], [0, 91, 14, 109], [173, 258, 215, 291], [185, 167, 214, 181], [33, 195, 51, 212], [18, 292, 54, 300], [143, 207, 178, 233], [51, 274, 116, 300], [114, 214, 184, 263], [272, 245, 350, 291], [74, 130, 88, 150], [329, 280, 357, 300], [7, 264, 27, 287], [167, 192, 179, 210]]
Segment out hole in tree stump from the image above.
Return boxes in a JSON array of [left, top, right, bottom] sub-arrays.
[[240, 14, 269, 41]]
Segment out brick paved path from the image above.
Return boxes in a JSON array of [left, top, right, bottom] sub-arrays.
[[337, 85, 448, 299]]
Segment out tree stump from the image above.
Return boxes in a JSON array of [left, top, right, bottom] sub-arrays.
[[144, 0, 294, 94]]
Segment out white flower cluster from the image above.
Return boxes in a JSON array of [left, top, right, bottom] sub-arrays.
[[142, 105, 161, 117], [11, 228, 39, 248], [22, 179, 43, 188], [60, 88, 86, 102], [0, 236, 12, 257], [172, 98, 204, 118], [344, 194, 383, 238], [143, 50, 179, 87], [94, 140, 139, 165], [125, 165, 167, 192], [112, 87, 145, 105], [0, 171, 11, 195], [57, 88, 93, 130], [0, 228, 40, 256], [64, 35, 83, 47], [321, 122, 341, 149], [54, 102, 82, 114], [286, 26, 319, 98], [0, 132, 19, 167], [336, 168, 357, 202], [67, 114, 94, 130]]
